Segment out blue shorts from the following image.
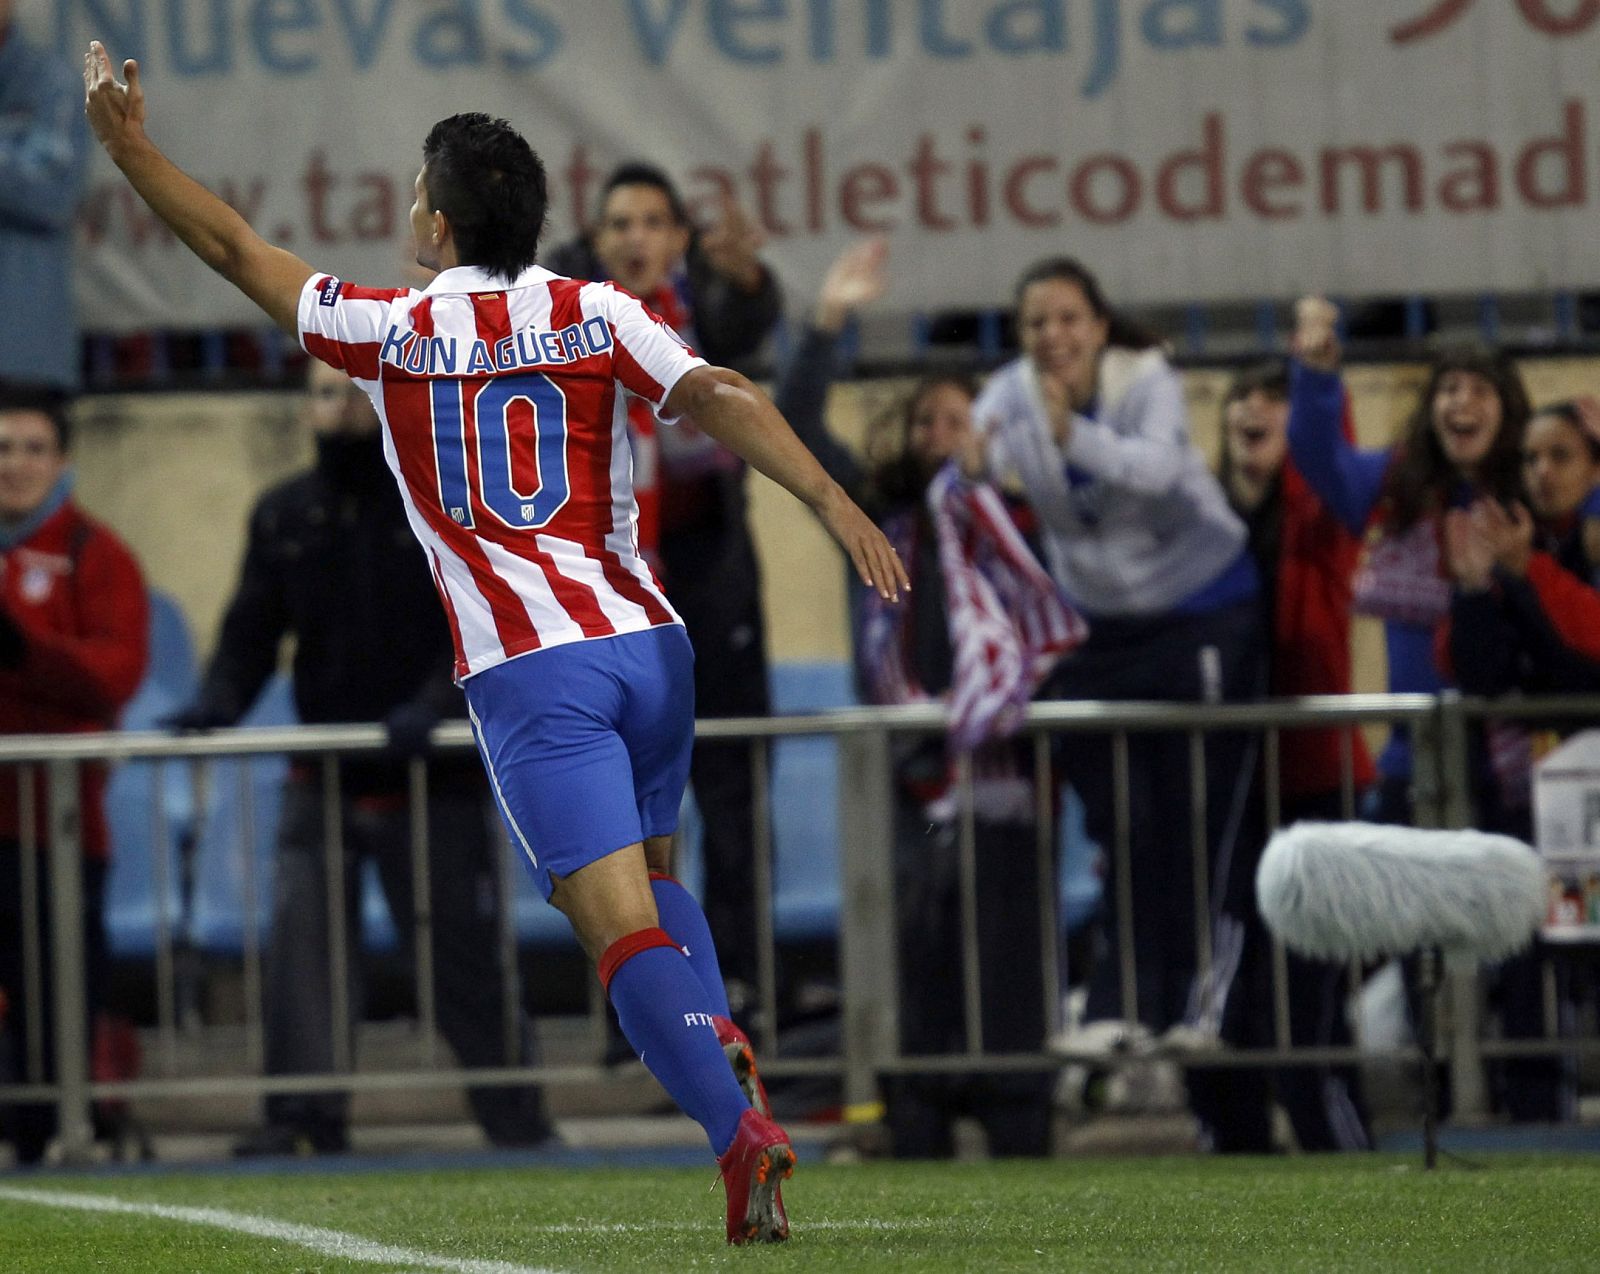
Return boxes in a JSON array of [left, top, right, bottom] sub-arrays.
[[463, 625, 695, 898]]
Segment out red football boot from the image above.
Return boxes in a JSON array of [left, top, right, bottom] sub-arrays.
[[713, 1015, 773, 1118], [717, 1107, 794, 1244]]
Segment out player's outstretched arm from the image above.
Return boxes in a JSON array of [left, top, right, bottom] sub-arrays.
[[83, 41, 312, 333], [667, 366, 909, 602]]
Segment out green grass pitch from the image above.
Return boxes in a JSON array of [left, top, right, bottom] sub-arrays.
[[2, 1154, 1596, 1272]]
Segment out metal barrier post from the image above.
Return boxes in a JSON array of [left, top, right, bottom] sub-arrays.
[[1033, 735, 1061, 1038], [322, 756, 352, 1074], [18, 765, 45, 1084], [955, 753, 983, 1055], [1264, 728, 1292, 1052], [150, 759, 177, 1072], [47, 760, 93, 1163], [1112, 731, 1138, 1023], [750, 739, 780, 1058], [836, 728, 898, 1119], [238, 762, 265, 1073], [408, 758, 438, 1065], [1436, 694, 1488, 1122]]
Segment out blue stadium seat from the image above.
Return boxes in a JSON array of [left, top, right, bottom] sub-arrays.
[[188, 676, 292, 955], [768, 662, 852, 941], [105, 592, 198, 959]]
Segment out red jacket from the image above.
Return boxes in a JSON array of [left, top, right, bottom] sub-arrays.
[[1273, 461, 1377, 799], [0, 498, 149, 858]]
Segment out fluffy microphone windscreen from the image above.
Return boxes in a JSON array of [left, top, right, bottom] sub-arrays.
[[1256, 821, 1545, 962]]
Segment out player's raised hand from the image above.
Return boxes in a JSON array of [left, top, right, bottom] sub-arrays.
[[815, 238, 889, 333], [816, 486, 910, 603], [83, 41, 146, 155]]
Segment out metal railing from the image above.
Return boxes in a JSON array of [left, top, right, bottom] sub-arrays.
[[1, 692, 1594, 1162]]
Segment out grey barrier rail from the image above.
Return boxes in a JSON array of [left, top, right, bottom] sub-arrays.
[[1, 692, 1594, 1164]]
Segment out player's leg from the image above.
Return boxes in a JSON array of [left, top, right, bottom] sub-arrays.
[[639, 839, 729, 1018], [551, 841, 793, 1242], [465, 633, 791, 1241], [624, 633, 772, 1117]]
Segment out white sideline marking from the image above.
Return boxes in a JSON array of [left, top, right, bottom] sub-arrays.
[[0, 1186, 560, 1274]]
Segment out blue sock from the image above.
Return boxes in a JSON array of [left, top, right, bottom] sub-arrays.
[[649, 873, 733, 1020], [603, 933, 749, 1156]]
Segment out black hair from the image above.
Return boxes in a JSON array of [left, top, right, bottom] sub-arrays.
[[1012, 256, 1159, 351], [421, 113, 546, 284], [864, 371, 980, 509], [598, 162, 690, 226], [1528, 400, 1600, 463], [0, 382, 71, 451], [1216, 360, 1290, 485], [1380, 343, 1530, 533], [1222, 360, 1289, 408]]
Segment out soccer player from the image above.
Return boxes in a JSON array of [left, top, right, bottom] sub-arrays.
[[83, 42, 907, 1243]]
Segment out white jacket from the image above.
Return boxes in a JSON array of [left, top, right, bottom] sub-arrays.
[[972, 347, 1246, 618]]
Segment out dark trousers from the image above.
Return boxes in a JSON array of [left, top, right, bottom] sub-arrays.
[[262, 783, 550, 1144], [0, 841, 108, 1164], [883, 802, 1054, 1159], [1046, 600, 1265, 1033], [663, 521, 770, 1000], [1186, 792, 1374, 1153]]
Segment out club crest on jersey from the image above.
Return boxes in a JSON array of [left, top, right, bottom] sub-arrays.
[[318, 276, 342, 307], [520, 503, 536, 522], [450, 506, 467, 523]]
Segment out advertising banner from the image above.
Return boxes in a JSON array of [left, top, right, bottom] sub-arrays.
[[43, 1, 1600, 329]]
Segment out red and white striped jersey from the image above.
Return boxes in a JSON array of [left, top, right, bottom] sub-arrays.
[[296, 264, 706, 681]]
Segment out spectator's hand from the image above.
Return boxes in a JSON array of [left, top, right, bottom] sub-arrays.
[[0, 607, 26, 668], [1574, 395, 1600, 447], [1443, 508, 1494, 593], [1037, 369, 1075, 448], [83, 42, 147, 156], [699, 194, 766, 294], [158, 704, 234, 733], [814, 485, 910, 603], [1472, 499, 1534, 577], [1292, 296, 1341, 372], [384, 702, 440, 758], [815, 238, 889, 333]]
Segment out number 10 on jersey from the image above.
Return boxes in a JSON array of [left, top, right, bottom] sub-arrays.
[[430, 372, 570, 531]]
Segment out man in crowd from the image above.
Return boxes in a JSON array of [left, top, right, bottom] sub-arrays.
[[0, 1, 89, 390], [169, 360, 554, 1157], [0, 384, 149, 1164], [548, 168, 781, 1019]]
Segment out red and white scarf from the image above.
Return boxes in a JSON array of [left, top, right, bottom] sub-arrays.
[[930, 468, 1086, 750], [1354, 512, 1532, 808]]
